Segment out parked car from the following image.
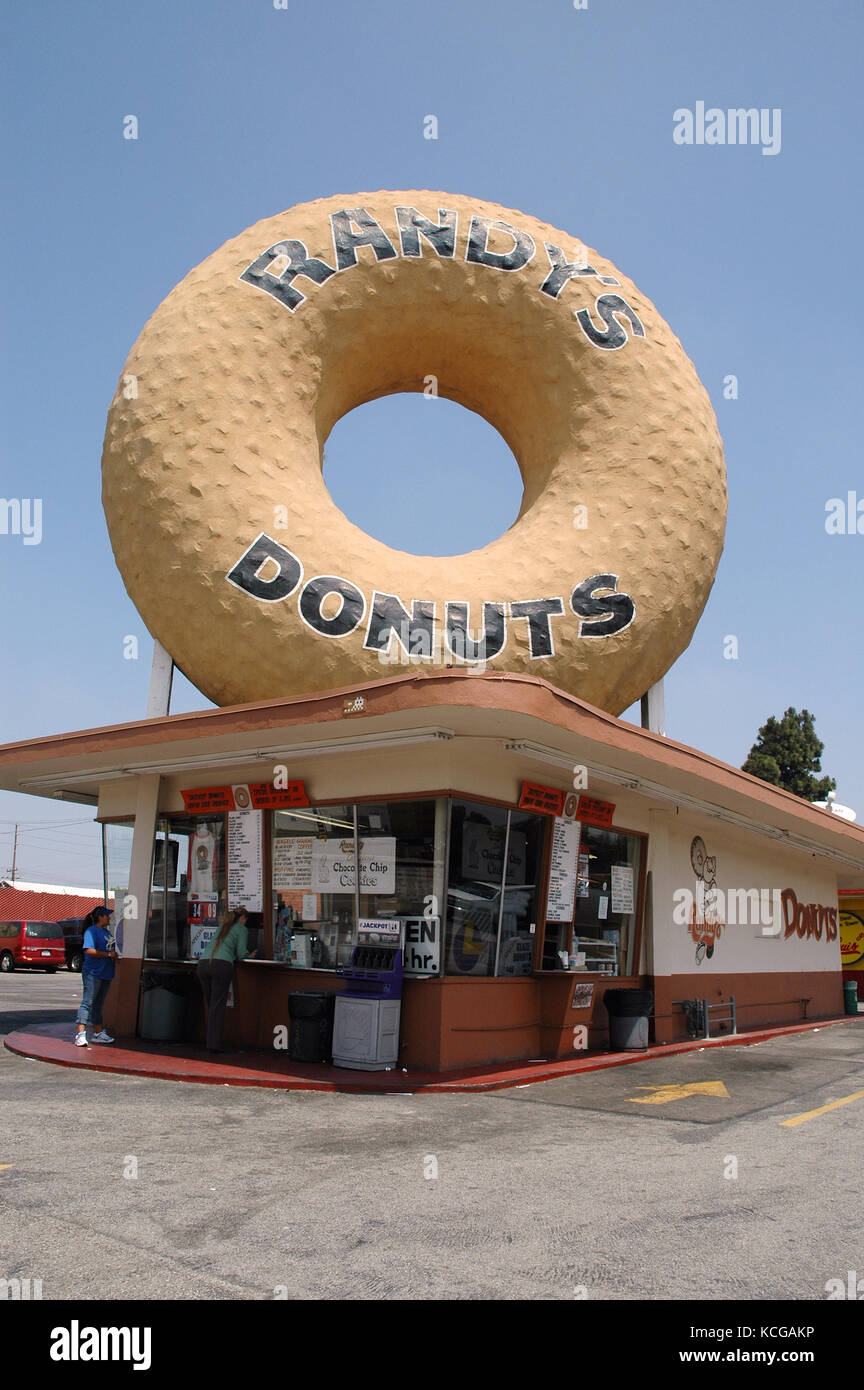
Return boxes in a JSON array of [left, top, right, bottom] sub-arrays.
[[55, 918, 85, 972], [0, 921, 67, 972]]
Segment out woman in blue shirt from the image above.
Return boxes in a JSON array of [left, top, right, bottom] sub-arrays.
[[75, 906, 118, 1046]]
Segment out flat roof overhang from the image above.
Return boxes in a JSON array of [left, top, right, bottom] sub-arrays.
[[2, 669, 863, 883]]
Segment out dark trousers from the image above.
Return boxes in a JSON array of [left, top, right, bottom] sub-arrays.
[[197, 958, 234, 1049]]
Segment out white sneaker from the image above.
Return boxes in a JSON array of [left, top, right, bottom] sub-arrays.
[[91, 1030, 115, 1044], [74, 1031, 89, 1046]]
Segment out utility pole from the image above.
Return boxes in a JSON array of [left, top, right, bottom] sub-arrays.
[[11, 824, 18, 882]]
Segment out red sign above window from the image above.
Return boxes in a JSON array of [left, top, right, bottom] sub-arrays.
[[248, 781, 310, 809], [575, 795, 616, 828], [181, 786, 236, 813], [518, 781, 566, 816], [181, 781, 309, 813]]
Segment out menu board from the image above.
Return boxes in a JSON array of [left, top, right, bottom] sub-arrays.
[[227, 809, 263, 911], [546, 817, 582, 922], [272, 835, 315, 890], [611, 864, 634, 915]]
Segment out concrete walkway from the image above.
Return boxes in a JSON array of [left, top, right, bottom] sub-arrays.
[[4, 1015, 857, 1093]]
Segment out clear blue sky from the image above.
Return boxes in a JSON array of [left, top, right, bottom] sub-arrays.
[[1, 0, 862, 886]]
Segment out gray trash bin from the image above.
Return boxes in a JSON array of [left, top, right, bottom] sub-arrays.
[[140, 970, 191, 1042], [604, 988, 653, 1051]]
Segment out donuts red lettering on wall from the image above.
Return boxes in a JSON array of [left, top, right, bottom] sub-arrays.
[[102, 191, 727, 710], [780, 888, 839, 942]]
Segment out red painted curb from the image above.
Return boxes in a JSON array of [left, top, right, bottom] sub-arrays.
[[3, 1016, 858, 1094]]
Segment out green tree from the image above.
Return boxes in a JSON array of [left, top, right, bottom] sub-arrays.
[[742, 708, 836, 801]]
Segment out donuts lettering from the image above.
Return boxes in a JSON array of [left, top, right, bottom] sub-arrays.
[[102, 190, 726, 712], [226, 532, 634, 662]]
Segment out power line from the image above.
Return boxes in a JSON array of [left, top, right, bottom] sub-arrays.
[[0, 811, 98, 822]]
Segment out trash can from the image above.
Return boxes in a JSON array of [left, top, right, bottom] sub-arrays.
[[288, 992, 334, 1062], [844, 979, 859, 1016], [140, 970, 193, 1042], [603, 988, 653, 1051]]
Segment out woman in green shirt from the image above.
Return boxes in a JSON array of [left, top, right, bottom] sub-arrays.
[[196, 908, 249, 1052]]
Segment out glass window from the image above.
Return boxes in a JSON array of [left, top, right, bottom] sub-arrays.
[[498, 809, 545, 977], [146, 815, 227, 960], [356, 800, 437, 919], [445, 801, 545, 977], [25, 922, 62, 939], [357, 800, 445, 976], [271, 801, 443, 971], [272, 805, 355, 970], [104, 822, 133, 917], [542, 825, 642, 975]]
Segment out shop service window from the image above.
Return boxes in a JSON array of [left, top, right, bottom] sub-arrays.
[[356, 800, 439, 931], [271, 801, 442, 970], [272, 805, 356, 969], [445, 800, 545, 977], [541, 826, 642, 975], [146, 815, 227, 960]]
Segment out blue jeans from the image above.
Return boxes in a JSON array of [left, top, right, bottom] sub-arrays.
[[77, 972, 112, 1028]]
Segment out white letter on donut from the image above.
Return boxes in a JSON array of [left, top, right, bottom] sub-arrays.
[[508, 599, 565, 658], [575, 295, 645, 350], [239, 241, 336, 312], [396, 207, 457, 258], [330, 208, 398, 271], [466, 216, 535, 272], [539, 243, 619, 297], [445, 601, 507, 663], [570, 575, 635, 637], [364, 592, 437, 658], [226, 533, 304, 602], [298, 576, 366, 639]]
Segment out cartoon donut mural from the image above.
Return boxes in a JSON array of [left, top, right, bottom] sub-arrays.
[[689, 835, 723, 964]]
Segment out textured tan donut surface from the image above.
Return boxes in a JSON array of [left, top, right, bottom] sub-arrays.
[[102, 190, 726, 712]]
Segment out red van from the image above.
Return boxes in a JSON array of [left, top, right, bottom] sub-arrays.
[[0, 921, 66, 973]]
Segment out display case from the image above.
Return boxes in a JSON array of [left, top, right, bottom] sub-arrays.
[[573, 936, 618, 974]]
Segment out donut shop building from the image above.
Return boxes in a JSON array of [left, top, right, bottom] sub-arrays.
[[1, 668, 861, 1069], [4, 190, 861, 1068]]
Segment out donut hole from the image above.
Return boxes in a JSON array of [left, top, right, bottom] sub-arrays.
[[322, 393, 524, 557]]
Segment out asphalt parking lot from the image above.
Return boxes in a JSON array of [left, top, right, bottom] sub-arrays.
[[2, 972, 863, 1301]]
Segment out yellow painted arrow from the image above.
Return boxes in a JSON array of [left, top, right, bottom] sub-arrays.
[[628, 1081, 730, 1105]]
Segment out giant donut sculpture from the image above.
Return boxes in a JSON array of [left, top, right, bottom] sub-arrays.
[[102, 191, 726, 712]]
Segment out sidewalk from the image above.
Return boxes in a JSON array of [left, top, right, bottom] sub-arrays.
[[3, 1016, 858, 1093]]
